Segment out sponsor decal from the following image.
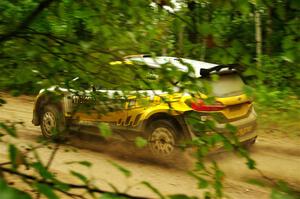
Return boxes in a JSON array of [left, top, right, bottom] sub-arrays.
[[72, 95, 94, 104]]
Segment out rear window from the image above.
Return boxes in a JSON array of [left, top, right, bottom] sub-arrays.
[[206, 73, 245, 97]]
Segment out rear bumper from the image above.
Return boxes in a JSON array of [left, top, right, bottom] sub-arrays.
[[184, 107, 257, 142]]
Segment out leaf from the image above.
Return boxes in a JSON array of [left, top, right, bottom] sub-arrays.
[[210, 133, 224, 144], [195, 162, 205, 171], [222, 139, 234, 151], [169, 194, 197, 199], [210, 74, 219, 82], [100, 193, 129, 199], [9, 144, 18, 169], [246, 158, 256, 169], [0, 178, 31, 199], [98, 123, 112, 138], [53, 181, 70, 192], [270, 189, 293, 199], [212, 162, 224, 198], [142, 181, 165, 199], [198, 177, 209, 189], [35, 183, 59, 199], [236, 0, 250, 15], [0, 123, 17, 137], [70, 170, 89, 184], [65, 161, 92, 167], [281, 51, 295, 63], [106, 182, 119, 194], [134, 136, 147, 148], [31, 162, 54, 180], [246, 178, 266, 187], [225, 124, 237, 133], [204, 120, 215, 130], [282, 36, 294, 50], [108, 161, 131, 177], [214, 180, 223, 198]]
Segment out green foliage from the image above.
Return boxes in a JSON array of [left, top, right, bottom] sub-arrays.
[[254, 85, 299, 111], [142, 181, 165, 199], [70, 170, 89, 184], [108, 161, 131, 178], [0, 0, 299, 198], [8, 144, 19, 170], [270, 180, 300, 199], [0, 123, 17, 138], [134, 136, 148, 148], [98, 122, 112, 138], [0, 178, 31, 199], [100, 193, 129, 199], [0, 0, 174, 94], [212, 162, 224, 198], [247, 178, 267, 187], [65, 160, 92, 168], [169, 194, 198, 199], [31, 161, 55, 180], [34, 183, 59, 199]]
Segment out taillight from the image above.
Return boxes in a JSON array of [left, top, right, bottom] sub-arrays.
[[190, 99, 225, 112]]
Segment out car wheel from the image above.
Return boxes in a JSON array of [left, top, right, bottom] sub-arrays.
[[147, 120, 179, 157], [40, 104, 67, 140]]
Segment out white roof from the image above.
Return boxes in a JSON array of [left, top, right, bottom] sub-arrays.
[[126, 56, 219, 77], [41, 86, 182, 99]]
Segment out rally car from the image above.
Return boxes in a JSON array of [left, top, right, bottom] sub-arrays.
[[32, 55, 257, 155]]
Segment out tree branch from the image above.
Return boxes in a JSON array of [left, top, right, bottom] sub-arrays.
[[0, 0, 56, 43], [45, 143, 60, 170], [0, 166, 147, 199]]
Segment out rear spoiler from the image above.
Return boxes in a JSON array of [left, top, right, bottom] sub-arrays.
[[200, 64, 245, 77]]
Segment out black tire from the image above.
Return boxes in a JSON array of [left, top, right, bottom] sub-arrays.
[[147, 120, 180, 157], [40, 104, 67, 140]]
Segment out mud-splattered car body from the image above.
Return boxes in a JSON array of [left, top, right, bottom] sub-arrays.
[[32, 56, 257, 155]]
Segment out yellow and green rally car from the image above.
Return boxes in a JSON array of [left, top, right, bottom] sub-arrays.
[[32, 55, 257, 155]]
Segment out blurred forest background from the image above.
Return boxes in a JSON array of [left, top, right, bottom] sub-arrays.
[[0, 0, 299, 96], [0, 0, 299, 198], [1, 0, 299, 128]]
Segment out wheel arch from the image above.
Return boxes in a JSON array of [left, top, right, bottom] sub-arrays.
[[142, 112, 191, 140], [32, 93, 64, 126]]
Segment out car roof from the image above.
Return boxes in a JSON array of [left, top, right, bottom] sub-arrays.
[[125, 55, 219, 77]]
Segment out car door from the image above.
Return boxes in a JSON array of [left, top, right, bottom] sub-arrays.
[[72, 90, 127, 125], [124, 96, 149, 128]]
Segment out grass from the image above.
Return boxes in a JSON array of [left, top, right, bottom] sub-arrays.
[[255, 103, 300, 138]]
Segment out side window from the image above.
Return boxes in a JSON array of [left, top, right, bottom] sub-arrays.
[[94, 98, 125, 113], [108, 99, 126, 111], [127, 97, 150, 109]]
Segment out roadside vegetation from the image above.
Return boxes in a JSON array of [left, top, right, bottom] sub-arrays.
[[0, 0, 299, 199]]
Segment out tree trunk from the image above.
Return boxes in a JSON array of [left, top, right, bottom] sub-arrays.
[[266, 6, 273, 55], [178, 25, 184, 56], [254, 6, 262, 68]]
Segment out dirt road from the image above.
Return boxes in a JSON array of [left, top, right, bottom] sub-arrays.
[[0, 94, 300, 198]]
